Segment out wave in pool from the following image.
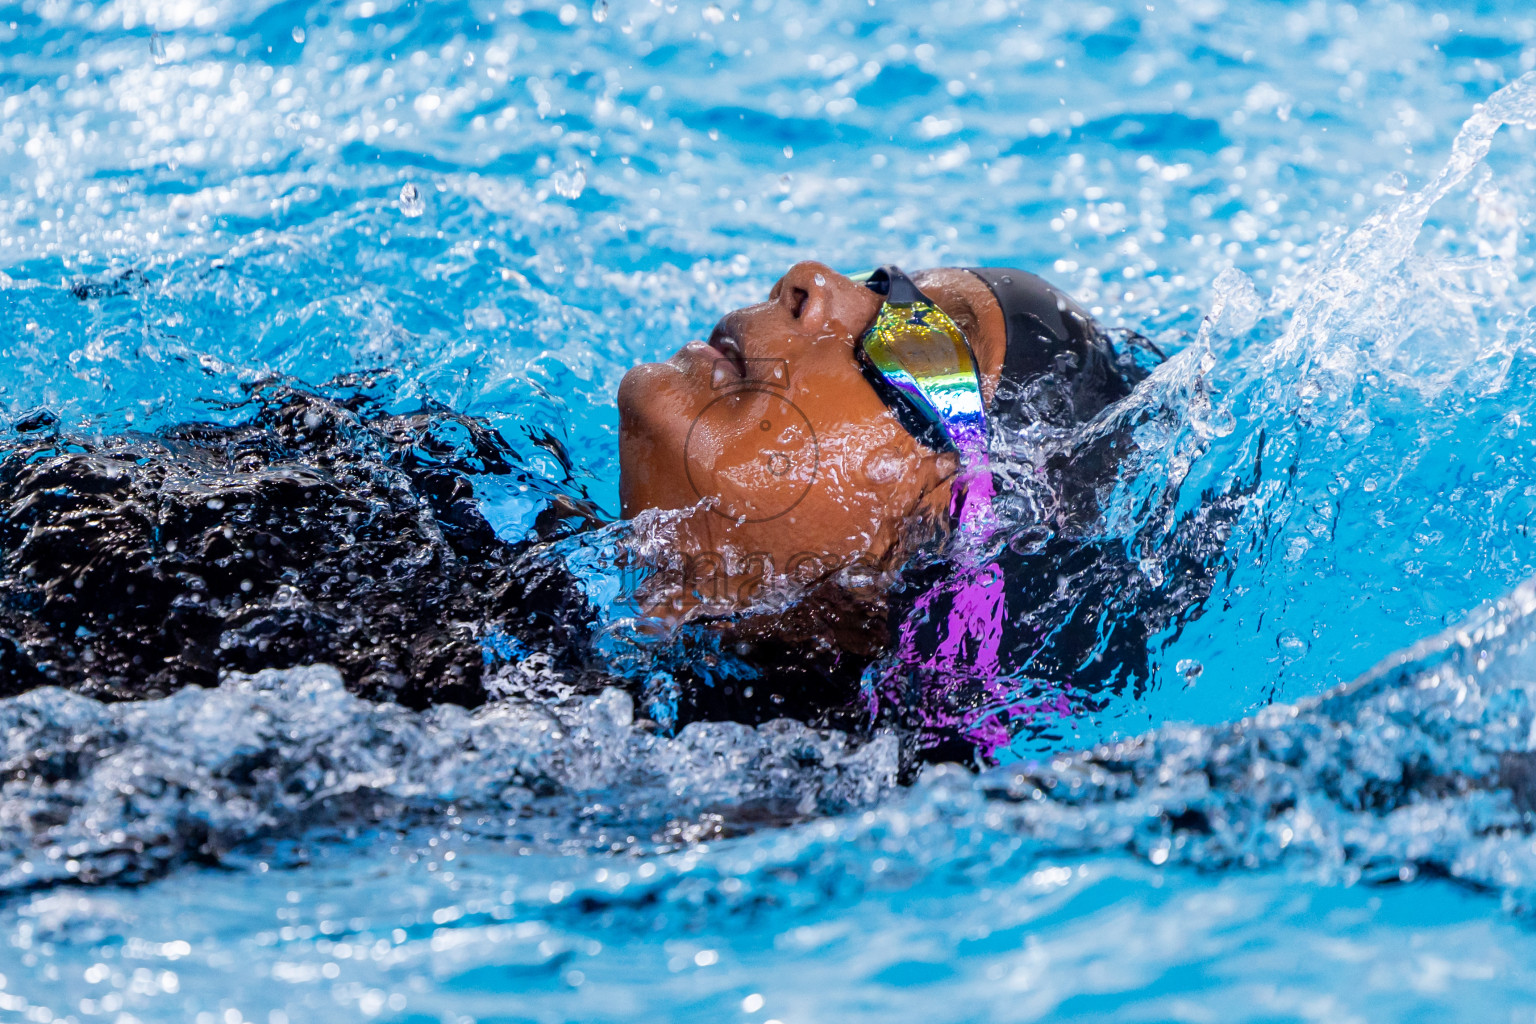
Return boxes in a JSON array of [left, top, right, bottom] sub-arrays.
[[7, 535, 1536, 1019]]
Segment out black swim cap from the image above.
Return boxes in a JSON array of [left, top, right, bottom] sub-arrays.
[[964, 267, 1138, 424]]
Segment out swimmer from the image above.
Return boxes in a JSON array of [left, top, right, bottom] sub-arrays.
[[618, 261, 1141, 616], [0, 259, 1224, 766], [616, 260, 1227, 763]]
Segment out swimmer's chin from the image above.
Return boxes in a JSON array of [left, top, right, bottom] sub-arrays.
[[617, 348, 706, 405], [617, 361, 702, 519], [616, 361, 659, 421], [663, 340, 723, 380], [619, 362, 677, 425]]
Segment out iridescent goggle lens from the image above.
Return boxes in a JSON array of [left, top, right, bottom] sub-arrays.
[[853, 265, 988, 464]]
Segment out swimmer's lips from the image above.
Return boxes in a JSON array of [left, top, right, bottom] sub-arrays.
[[670, 338, 743, 383], [707, 329, 748, 377], [671, 323, 746, 379], [679, 336, 794, 392]]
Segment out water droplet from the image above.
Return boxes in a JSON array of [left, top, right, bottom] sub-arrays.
[[552, 165, 586, 199], [398, 182, 424, 218], [1276, 630, 1309, 662], [813, 273, 825, 286], [862, 445, 904, 485], [150, 31, 167, 64], [703, 2, 725, 23], [291, 26, 306, 43], [591, 0, 609, 21], [558, 3, 578, 24], [782, 145, 794, 159], [1176, 658, 1203, 686]]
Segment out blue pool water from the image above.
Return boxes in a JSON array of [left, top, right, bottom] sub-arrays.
[[7, 0, 1536, 1019]]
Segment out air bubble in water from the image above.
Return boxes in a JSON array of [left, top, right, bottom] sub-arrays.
[[292, 26, 306, 43], [592, 0, 609, 21], [1176, 658, 1203, 686], [703, 3, 725, 23], [813, 273, 826, 286], [398, 182, 425, 218], [150, 31, 167, 64]]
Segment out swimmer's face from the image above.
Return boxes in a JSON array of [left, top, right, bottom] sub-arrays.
[[617, 261, 1005, 611]]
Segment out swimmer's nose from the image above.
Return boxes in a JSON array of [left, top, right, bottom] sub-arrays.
[[770, 261, 836, 325]]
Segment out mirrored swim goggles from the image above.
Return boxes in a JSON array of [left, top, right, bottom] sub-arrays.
[[850, 265, 989, 467]]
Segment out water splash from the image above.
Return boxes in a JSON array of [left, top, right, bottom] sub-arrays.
[[0, 665, 898, 892], [1063, 69, 1536, 737]]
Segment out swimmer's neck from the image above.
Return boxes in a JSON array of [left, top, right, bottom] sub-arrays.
[[627, 490, 953, 624]]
